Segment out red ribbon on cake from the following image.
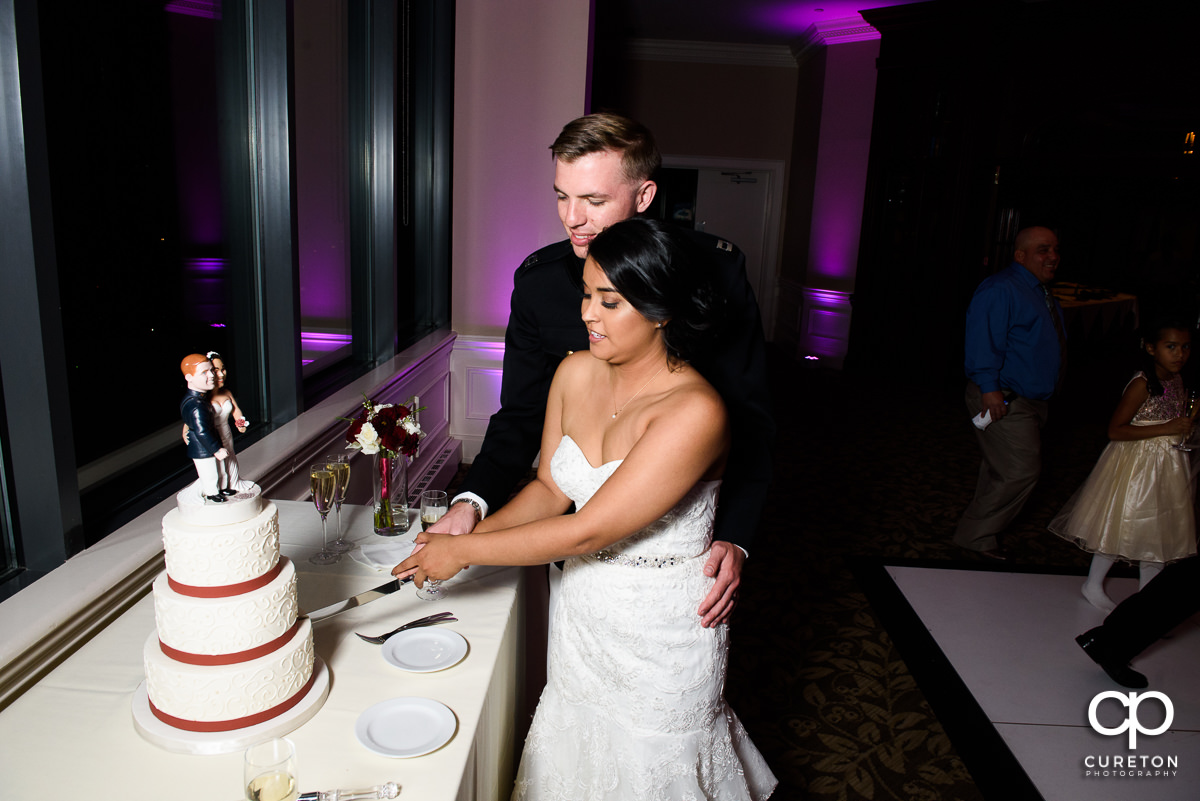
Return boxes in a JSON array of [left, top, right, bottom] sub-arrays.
[[148, 670, 318, 733], [159, 620, 301, 666], [167, 560, 284, 598]]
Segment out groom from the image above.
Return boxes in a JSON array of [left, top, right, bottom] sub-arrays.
[[428, 113, 774, 627]]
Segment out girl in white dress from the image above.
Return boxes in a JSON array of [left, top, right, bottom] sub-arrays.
[[396, 219, 776, 800], [1049, 319, 1198, 611]]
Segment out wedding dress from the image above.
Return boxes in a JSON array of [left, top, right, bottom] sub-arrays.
[[211, 398, 240, 490], [512, 436, 776, 801]]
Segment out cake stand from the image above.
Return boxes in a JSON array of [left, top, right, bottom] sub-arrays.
[[132, 657, 330, 755]]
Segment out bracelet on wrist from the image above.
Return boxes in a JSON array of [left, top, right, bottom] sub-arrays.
[[452, 498, 483, 522]]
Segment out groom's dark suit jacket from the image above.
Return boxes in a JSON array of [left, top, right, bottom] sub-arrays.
[[459, 229, 775, 550], [181, 389, 222, 459]]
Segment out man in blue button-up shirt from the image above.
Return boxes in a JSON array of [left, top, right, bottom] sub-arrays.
[[955, 226, 1064, 559]]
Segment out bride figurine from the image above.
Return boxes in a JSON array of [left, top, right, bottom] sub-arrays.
[[396, 218, 776, 801], [206, 351, 248, 495]]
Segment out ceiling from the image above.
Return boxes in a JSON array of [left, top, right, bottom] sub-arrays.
[[595, 0, 929, 47]]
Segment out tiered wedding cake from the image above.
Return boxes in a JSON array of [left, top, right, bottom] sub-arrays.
[[141, 484, 318, 734]]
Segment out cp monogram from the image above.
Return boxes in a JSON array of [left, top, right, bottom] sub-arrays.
[[1088, 691, 1174, 749]]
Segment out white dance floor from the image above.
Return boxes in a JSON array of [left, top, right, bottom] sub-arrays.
[[864, 563, 1200, 801]]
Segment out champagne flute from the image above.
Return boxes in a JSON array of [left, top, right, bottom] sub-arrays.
[[1175, 390, 1199, 451], [415, 490, 449, 601], [308, 463, 339, 565], [245, 738, 298, 801], [325, 453, 354, 553]]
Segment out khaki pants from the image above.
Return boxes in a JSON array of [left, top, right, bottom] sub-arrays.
[[954, 382, 1049, 551]]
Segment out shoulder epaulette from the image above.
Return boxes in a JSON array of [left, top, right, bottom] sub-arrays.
[[519, 239, 573, 271]]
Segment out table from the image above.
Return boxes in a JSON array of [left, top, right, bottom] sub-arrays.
[[0, 501, 536, 801], [1051, 281, 1139, 342]]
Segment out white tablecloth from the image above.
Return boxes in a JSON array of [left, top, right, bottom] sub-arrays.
[[0, 500, 533, 801]]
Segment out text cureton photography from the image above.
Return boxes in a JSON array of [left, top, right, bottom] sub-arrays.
[[1084, 690, 1180, 779]]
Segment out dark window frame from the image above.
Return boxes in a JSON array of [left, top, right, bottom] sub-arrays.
[[0, 0, 452, 598]]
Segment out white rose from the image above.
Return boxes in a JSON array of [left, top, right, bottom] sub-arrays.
[[356, 422, 381, 454], [402, 418, 421, 436]]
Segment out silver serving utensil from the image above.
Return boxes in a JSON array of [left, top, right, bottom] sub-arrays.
[[355, 611, 457, 644], [298, 781, 401, 800]]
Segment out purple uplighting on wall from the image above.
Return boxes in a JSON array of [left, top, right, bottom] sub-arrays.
[[755, 1, 913, 35], [301, 331, 353, 355], [164, 1, 221, 20], [184, 257, 228, 326], [186, 257, 225, 274]]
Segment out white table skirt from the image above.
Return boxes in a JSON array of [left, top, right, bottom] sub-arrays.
[[0, 500, 532, 801]]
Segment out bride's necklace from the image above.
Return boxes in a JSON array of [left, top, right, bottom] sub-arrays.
[[611, 365, 666, 419]]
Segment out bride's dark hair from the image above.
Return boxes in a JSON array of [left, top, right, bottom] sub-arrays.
[[586, 218, 725, 364]]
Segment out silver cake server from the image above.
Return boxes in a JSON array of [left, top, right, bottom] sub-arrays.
[[305, 576, 413, 623]]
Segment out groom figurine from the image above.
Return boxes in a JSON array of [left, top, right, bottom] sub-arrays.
[[180, 353, 229, 503]]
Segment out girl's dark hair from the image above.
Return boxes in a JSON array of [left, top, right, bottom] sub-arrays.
[[1139, 315, 1193, 396], [586, 218, 725, 365]]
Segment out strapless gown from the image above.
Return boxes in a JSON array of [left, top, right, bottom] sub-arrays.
[[512, 436, 776, 801], [212, 398, 240, 490]]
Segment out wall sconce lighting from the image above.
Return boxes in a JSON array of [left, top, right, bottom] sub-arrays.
[[1185, 131, 1195, 156]]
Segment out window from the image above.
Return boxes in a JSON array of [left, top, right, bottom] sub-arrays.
[[0, 0, 452, 596]]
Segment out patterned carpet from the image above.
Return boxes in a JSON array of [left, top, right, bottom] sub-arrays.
[[723, 344, 1132, 801]]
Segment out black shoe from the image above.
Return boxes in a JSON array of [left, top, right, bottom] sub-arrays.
[[205, 493, 227, 503], [1076, 628, 1148, 689], [219, 488, 237, 496]]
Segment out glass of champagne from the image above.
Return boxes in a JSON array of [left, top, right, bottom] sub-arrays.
[[415, 490, 449, 601], [245, 737, 297, 801], [308, 463, 339, 565], [325, 453, 354, 553], [1176, 390, 1200, 451]]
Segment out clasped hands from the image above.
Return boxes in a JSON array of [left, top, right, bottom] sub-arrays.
[[392, 532, 470, 588]]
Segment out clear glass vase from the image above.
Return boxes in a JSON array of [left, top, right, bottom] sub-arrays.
[[372, 453, 410, 535]]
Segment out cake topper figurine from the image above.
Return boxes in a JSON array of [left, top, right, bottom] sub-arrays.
[[183, 350, 250, 495], [180, 353, 229, 503]]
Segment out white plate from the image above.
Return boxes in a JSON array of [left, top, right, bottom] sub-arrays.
[[355, 697, 457, 758], [382, 627, 468, 672]]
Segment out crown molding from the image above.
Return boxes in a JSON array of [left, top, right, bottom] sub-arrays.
[[625, 38, 798, 69], [791, 15, 881, 65]]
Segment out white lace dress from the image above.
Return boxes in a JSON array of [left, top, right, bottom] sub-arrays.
[[512, 436, 777, 801]]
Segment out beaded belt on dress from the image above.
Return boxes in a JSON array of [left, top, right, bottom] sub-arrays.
[[591, 549, 688, 568]]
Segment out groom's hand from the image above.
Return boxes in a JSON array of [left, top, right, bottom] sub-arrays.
[[429, 501, 479, 536], [698, 540, 743, 628]]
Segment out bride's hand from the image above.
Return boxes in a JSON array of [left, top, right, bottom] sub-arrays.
[[393, 532, 468, 587]]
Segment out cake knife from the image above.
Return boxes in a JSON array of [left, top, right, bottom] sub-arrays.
[[305, 576, 413, 623]]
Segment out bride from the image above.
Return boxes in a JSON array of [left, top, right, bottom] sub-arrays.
[[395, 217, 776, 800]]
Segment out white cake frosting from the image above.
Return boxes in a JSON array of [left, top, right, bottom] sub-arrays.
[[145, 485, 316, 732], [143, 618, 314, 725], [162, 501, 279, 589], [153, 558, 299, 658]]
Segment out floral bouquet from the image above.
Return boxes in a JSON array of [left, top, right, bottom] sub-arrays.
[[344, 397, 424, 533], [345, 398, 424, 459]]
